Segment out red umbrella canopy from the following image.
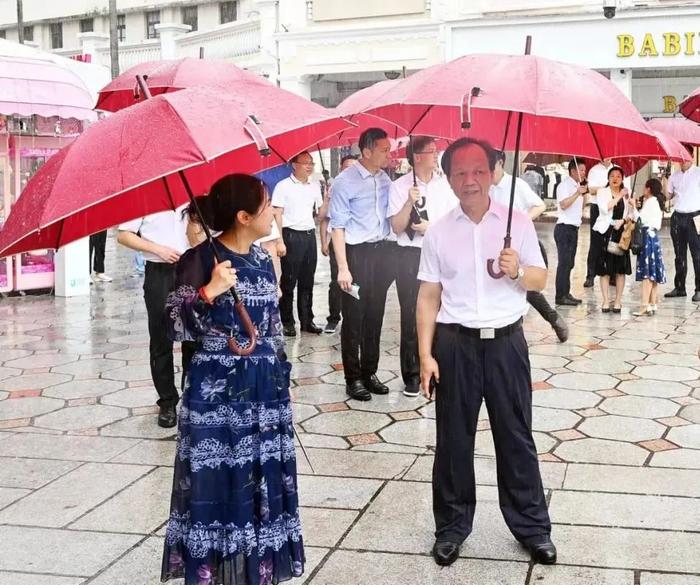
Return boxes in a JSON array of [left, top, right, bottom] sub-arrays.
[[95, 57, 270, 112], [357, 53, 669, 160], [0, 85, 352, 257], [646, 117, 700, 147], [679, 87, 700, 124]]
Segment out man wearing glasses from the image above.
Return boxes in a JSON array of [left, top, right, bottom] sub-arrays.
[[387, 136, 457, 397], [272, 151, 324, 336]]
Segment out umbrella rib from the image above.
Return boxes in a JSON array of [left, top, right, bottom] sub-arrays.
[[501, 111, 513, 152], [587, 122, 605, 161], [162, 176, 177, 211], [408, 105, 434, 136]]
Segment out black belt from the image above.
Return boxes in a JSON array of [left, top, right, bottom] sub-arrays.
[[438, 318, 523, 340], [282, 227, 315, 234], [673, 210, 700, 216]]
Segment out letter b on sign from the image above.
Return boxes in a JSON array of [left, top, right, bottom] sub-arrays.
[[617, 34, 635, 58]]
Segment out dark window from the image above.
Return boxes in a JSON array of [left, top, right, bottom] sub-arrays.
[[145, 10, 160, 39], [117, 14, 126, 42], [0, 30, 6, 39], [22, 26, 33, 41], [181, 6, 198, 31], [50, 22, 63, 49], [220, 1, 237, 24], [79, 18, 94, 33]]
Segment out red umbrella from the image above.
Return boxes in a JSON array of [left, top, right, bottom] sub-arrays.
[[95, 57, 270, 112], [646, 117, 700, 147], [679, 88, 700, 123]]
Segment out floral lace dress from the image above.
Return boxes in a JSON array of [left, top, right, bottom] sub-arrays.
[[161, 240, 304, 585]]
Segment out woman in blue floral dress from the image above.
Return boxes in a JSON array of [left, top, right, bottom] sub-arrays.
[[161, 174, 305, 585]]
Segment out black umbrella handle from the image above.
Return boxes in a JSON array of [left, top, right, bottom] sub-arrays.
[[486, 235, 512, 279]]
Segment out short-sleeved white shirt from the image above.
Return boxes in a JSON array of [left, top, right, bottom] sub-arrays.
[[489, 172, 544, 214], [118, 207, 189, 263], [271, 174, 323, 231], [418, 202, 545, 329], [387, 171, 457, 248], [669, 166, 700, 214], [556, 176, 583, 227]]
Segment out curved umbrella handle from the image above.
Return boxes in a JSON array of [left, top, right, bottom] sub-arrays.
[[486, 258, 506, 279], [227, 301, 258, 356]]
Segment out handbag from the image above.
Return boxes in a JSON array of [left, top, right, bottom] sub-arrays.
[[618, 219, 635, 251], [607, 240, 624, 256], [630, 219, 643, 255]]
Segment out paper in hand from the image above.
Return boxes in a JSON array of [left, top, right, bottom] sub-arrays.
[[342, 283, 360, 300]]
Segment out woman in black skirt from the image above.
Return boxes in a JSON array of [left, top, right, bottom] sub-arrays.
[[593, 166, 634, 312]]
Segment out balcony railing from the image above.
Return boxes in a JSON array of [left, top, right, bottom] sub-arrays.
[[95, 40, 161, 72], [176, 19, 261, 60]]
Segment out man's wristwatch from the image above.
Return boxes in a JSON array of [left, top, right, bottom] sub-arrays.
[[511, 266, 525, 281]]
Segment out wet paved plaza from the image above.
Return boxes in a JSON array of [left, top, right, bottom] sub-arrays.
[[0, 225, 699, 585]]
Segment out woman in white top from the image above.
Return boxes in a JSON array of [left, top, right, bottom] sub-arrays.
[[631, 178, 667, 316], [592, 166, 635, 313]]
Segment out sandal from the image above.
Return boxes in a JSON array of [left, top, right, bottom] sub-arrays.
[[612, 305, 622, 313], [632, 307, 652, 317], [601, 304, 610, 313]]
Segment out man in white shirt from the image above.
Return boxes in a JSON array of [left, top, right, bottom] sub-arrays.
[[117, 208, 192, 428], [584, 159, 613, 288], [665, 159, 700, 301], [554, 160, 588, 306], [490, 151, 568, 343], [387, 136, 457, 397], [417, 137, 555, 567], [272, 151, 324, 336]]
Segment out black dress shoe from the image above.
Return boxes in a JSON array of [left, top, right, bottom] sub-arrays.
[[566, 294, 583, 304], [520, 536, 557, 565], [432, 541, 460, 566], [555, 297, 578, 307], [157, 404, 177, 428], [583, 277, 594, 288], [693, 292, 700, 302], [301, 322, 323, 334], [551, 316, 569, 343], [664, 288, 687, 298], [403, 380, 421, 397], [346, 380, 371, 401], [363, 375, 389, 395], [283, 324, 296, 337], [324, 320, 340, 334]]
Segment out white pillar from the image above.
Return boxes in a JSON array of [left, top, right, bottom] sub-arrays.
[[609, 68, 632, 100], [254, 0, 281, 83], [278, 75, 312, 99], [77, 32, 110, 62], [155, 23, 191, 60], [54, 238, 91, 297]]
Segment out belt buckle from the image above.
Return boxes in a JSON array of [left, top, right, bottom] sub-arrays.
[[480, 328, 496, 340]]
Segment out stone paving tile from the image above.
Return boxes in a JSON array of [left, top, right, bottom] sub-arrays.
[[654, 342, 698, 355], [34, 404, 129, 432], [311, 551, 528, 585], [679, 404, 700, 423], [529, 355, 569, 369], [0, 372, 72, 392], [666, 425, 700, 449], [109, 439, 176, 466], [0, 462, 151, 528], [633, 365, 699, 382], [617, 379, 691, 399], [600, 338, 657, 351], [290, 383, 348, 405], [301, 410, 390, 436], [296, 432, 349, 449], [640, 574, 700, 585], [554, 524, 700, 573], [554, 438, 649, 465], [342, 482, 528, 561], [0, 433, 138, 462], [578, 415, 666, 442], [85, 536, 163, 585], [4, 353, 80, 370], [650, 448, 700, 469], [529, 565, 634, 585], [600, 395, 680, 418], [348, 392, 428, 413], [299, 507, 358, 547], [352, 443, 426, 455], [42, 379, 125, 400], [378, 418, 435, 448], [72, 467, 171, 533], [0, 573, 83, 585], [0, 487, 31, 510], [0, 457, 81, 489], [100, 386, 158, 408], [550, 490, 700, 531], [546, 372, 618, 391], [50, 358, 126, 378], [532, 388, 602, 409], [0, 525, 142, 576], [297, 475, 382, 509], [101, 363, 153, 383], [0, 367, 22, 382], [644, 353, 700, 367], [297, 448, 415, 480], [100, 414, 178, 439], [532, 406, 581, 432]]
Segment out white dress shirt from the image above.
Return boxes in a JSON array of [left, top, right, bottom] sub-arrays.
[[556, 176, 583, 227], [631, 197, 663, 231], [586, 163, 612, 206], [387, 171, 457, 248], [669, 166, 700, 214], [271, 174, 323, 231], [418, 202, 545, 329], [118, 206, 189, 263], [489, 172, 544, 214]]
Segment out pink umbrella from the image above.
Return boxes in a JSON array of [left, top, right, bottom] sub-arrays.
[[95, 57, 270, 112], [646, 117, 700, 147], [0, 40, 96, 121], [679, 88, 700, 123]]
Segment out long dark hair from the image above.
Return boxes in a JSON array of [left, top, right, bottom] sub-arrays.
[[183, 174, 266, 232], [645, 178, 665, 211], [605, 165, 625, 188]]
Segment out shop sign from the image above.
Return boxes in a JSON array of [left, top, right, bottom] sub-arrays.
[[617, 32, 700, 58]]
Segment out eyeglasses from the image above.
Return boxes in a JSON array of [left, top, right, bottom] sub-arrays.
[[294, 160, 315, 166]]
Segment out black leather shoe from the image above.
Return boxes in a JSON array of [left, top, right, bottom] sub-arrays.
[[363, 375, 389, 395], [555, 297, 578, 307], [301, 322, 323, 334], [665, 288, 687, 298], [346, 380, 371, 401], [520, 536, 557, 565], [693, 292, 700, 302], [432, 541, 460, 566], [551, 316, 569, 343], [583, 277, 594, 288], [324, 320, 340, 334], [566, 294, 582, 304], [283, 324, 296, 337], [157, 404, 177, 428]]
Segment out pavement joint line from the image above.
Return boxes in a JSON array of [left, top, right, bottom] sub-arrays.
[[81, 533, 152, 584]]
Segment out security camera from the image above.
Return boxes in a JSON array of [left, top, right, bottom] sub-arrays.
[[603, 0, 617, 18]]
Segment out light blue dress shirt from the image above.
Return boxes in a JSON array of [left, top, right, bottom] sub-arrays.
[[329, 162, 392, 245]]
